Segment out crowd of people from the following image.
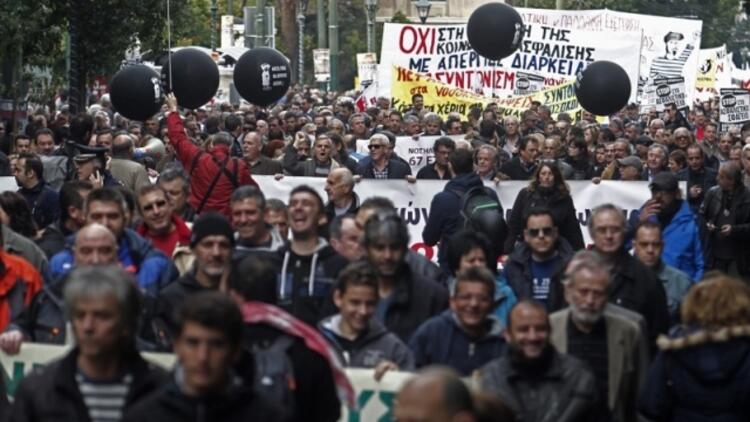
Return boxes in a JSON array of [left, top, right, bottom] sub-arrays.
[[0, 83, 747, 422]]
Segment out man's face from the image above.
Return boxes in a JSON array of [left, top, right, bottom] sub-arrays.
[[288, 192, 322, 237], [174, 322, 236, 395], [475, 149, 494, 174], [97, 133, 113, 151], [387, 115, 402, 132], [242, 133, 262, 161], [334, 285, 377, 335], [633, 227, 663, 268], [647, 148, 664, 171], [413, 96, 424, 110], [520, 141, 539, 163], [625, 126, 637, 140], [193, 235, 232, 279], [314, 138, 333, 163], [458, 247, 486, 272], [367, 239, 405, 277], [524, 214, 558, 256], [687, 148, 703, 171], [651, 188, 677, 210], [368, 138, 387, 162], [75, 159, 98, 181], [15, 138, 31, 154], [285, 116, 297, 132], [719, 136, 733, 154], [705, 125, 717, 143], [330, 217, 363, 261], [523, 112, 539, 129], [73, 232, 117, 266], [35, 134, 55, 155], [614, 142, 629, 159], [450, 280, 493, 331], [139, 191, 172, 234], [265, 209, 289, 240], [350, 117, 366, 135], [433, 145, 452, 167], [12, 158, 33, 187], [604, 144, 615, 162], [231, 197, 266, 242], [666, 39, 681, 57], [424, 121, 441, 135], [324, 173, 349, 204], [446, 121, 462, 135], [620, 165, 640, 181], [674, 130, 691, 149], [72, 295, 126, 360], [87, 201, 125, 238], [145, 119, 159, 135], [564, 269, 609, 326], [542, 140, 558, 159], [159, 178, 188, 214], [505, 304, 550, 360], [591, 210, 625, 255]]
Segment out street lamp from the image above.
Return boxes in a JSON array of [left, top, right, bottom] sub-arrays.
[[297, 0, 307, 84], [364, 0, 378, 53], [415, 0, 431, 24]]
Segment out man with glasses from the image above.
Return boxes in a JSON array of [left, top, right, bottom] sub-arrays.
[[503, 207, 574, 312], [355, 133, 411, 180], [590, 203, 669, 350], [135, 185, 191, 258], [672, 127, 693, 153], [417, 136, 455, 180]]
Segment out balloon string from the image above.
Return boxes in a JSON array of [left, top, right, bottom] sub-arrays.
[[167, 0, 173, 91]]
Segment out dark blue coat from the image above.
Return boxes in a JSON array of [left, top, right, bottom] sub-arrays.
[[409, 310, 505, 376], [18, 181, 59, 229], [639, 330, 750, 422]]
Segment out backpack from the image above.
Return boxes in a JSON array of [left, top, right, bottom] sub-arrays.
[[251, 334, 297, 411], [450, 185, 508, 256]]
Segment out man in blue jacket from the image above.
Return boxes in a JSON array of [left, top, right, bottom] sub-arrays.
[[423, 148, 501, 270], [409, 266, 505, 376], [49, 187, 178, 295], [631, 172, 704, 281]]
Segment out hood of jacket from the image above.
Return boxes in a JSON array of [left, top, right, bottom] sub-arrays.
[[318, 314, 389, 349], [658, 325, 750, 383], [235, 224, 285, 253], [440, 309, 504, 340], [279, 237, 337, 298], [444, 172, 484, 193]]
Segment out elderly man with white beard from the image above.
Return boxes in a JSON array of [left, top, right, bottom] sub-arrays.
[[549, 250, 649, 422]]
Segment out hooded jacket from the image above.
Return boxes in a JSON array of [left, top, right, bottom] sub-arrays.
[[409, 310, 505, 376], [18, 180, 59, 229], [122, 371, 284, 422], [502, 238, 574, 312], [318, 315, 414, 370], [49, 228, 179, 295], [277, 239, 349, 325], [167, 112, 256, 217], [155, 270, 210, 338], [639, 326, 750, 422], [422, 172, 500, 268], [233, 224, 286, 263]]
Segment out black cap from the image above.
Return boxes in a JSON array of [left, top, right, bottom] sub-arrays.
[[190, 212, 235, 247], [650, 171, 679, 192], [73, 144, 108, 163], [634, 136, 654, 147], [664, 32, 684, 43]]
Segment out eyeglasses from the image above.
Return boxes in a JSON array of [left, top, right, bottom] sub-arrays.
[[368, 144, 383, 150], [526, 227, 554, 238]]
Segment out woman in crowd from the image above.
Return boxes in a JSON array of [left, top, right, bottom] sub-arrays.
[[0, 191, 38, 239], [505, 161, 585, 251], [639, 274, 750, 421], [669, 149, 687, 174], [563, 137, 593, 180]]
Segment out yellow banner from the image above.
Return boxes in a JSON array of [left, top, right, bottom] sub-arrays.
[[390, 65, 585, 121]]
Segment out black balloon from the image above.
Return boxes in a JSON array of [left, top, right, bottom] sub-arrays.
[[109, 65, 163, 121], [161, 48, 219, 109], [467, 3, 525, 61], [574, 61, 632, 116], [233, 47, 291, 107]]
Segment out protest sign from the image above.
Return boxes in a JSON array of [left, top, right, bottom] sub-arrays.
[[514, 71, 546, 95], [258, 176, 655, 261], [357, 53, 378, 90], [0, 343, 412, 422], [377, 19, 640, 100], [391, 66, 584, 122], [640, 77, 688, 113], [314, 48, 331, 82], [719, 88, 750, 133], [695, 45, 731, 101]]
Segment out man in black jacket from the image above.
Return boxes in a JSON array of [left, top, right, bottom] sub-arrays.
[[9, 266, 167, 421], [123, 292, 284, 422], [36, 180, 93, 258], [590, 203, 669, 350], [479, 300, 606, 422], [14, 153, 59, 229], [364, 213, 448, 342], [679, 144, 717, 213], [499, 135, 539, 180]]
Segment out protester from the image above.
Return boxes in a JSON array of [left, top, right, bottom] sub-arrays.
[[323, 167, 359, 225], [14, 153, 59, 229], [157, 166, 195, 223], [394, 367, 480, 422], [417, 136, 455, 180], [36, 180, 93, 258], [9, 266, 167, 421], [550, 250, 649, 422], [109, 132, 150, 194], [135, 184, 191, 258], [499, 135, 539, 180], [230, 186, 285, 262], [679, 144, 717, 213], [355, 133, 411, 179]]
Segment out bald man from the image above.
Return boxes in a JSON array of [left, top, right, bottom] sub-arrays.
[[0, 223, 119, 352], [394, 367, 477, 422], [324, 167, 359, 227]]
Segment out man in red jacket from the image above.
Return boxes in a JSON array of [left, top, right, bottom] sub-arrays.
[[165, 93, 256, 217]]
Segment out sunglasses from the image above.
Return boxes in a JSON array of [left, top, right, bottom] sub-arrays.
[[142, 200, 167, 212], [368, 144, 383, 150], [526, 227, 554, 238]]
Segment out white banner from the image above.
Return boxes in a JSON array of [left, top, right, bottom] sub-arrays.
[[640, 77, 688, 113], [258, 176, 655, 260], [1, 337, 412, 421], [719, 88, 750, 133], [377, 18, 641, 101]]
